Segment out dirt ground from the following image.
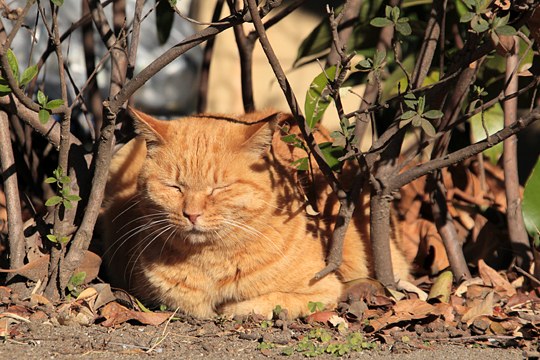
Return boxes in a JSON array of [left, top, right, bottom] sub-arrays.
[[0, 316, 527, 360]]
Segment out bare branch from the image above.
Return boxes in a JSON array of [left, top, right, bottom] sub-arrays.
[[109, 13, 243, 115], [388, 107, 540, 190], [503, 37, 532, 268], [0, 110, 25, 271], [197, 0, 226, 112]]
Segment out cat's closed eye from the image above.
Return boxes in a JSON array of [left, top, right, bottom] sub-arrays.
[[167, 184, 183, 193], [209, 184, 231, 196]]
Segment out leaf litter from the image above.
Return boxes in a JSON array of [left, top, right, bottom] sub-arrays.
[[0, 160, 539, 357]]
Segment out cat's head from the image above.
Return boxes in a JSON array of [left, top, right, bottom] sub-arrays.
[[129, 108, 281, 245]]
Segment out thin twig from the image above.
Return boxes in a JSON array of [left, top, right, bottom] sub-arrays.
[[513, 265, 540, 285]]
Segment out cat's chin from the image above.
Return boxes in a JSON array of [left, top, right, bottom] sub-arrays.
[[185, 231, 213, 244]]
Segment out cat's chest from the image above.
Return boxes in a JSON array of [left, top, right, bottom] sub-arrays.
[[145, 248, 267, 300]]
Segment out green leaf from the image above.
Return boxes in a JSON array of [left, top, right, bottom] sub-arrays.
[[39, 109, 50, 124], [63, 199, 73, 210], [156, 0, 175, 44], [59, 175, 71, 184], [411, 115, 422, 127], [370, 17, 393, 27], [59, 236, 70, 244], [45, 177, 57, 184], [319, 142, 345, 171], [65, 194, 82, 202], [46, 234, 57, 243], [495, 25, 517, 36], [356, 59, 373, 70], [294, 20, 332, 66], [134, 297, 152, 313], [37, 90, 47, 106], [68, 271, 86, 287], [469, 103, 503, 164], [460, 12, 474, 23], [281, 134, 298, 143], [20, 65, 38, 87], [395, 21, 412, 36], [6, 49, 19, 83], [51, 0, 64, 5], [417, 96, 425, 114], [0, 78, 12, 96], [45, 99, 64, 110], [385, 5, 392, 18], [45, 196, 63, 206], [391, 6, 400, 22], [471, 17, 489, 33], [523, 158, 540, 247], [304, 65, 336, 128], [53, 167, 63, 178], [420, 119, 436, 137], [423, 110, 444, 119], [374, 49, 386, 67], [292, 157, 309, 171], [401, 110, 417, 120]]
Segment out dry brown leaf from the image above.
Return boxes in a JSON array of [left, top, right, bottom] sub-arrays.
[[56, 301, 96, 326], [328, 314, 348, 329], [433, 302, 455, 323], [369, 299, 436, 332], [342, 278, 385, 302], [4, 305, 31, 319], [100, 302, 171, 327], [0, 286, 11, 300], [393, 299, 435, 318], [30, 293, 51, 307], [0, 256, 48, 281], [306, 311, 337, 324], [478, 259, 516, 297], [0, 250, 101, 283], [507, 291, 540, 309], [92, 284, 116, 310], [455, 277, 484, 297], [462, 291, 494, 325], [78, 251, 102, 283], [396, 279, 428, 301]]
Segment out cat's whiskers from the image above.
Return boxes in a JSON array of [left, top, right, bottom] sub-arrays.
[[221, 219, 285, 257], [127, 225, 176, 284], [112, 195, 143, 223], [105, 218, 170, 265], [159, 227, 179, 260], [258, 199, 291, 212], [116, 211, 170, 232]]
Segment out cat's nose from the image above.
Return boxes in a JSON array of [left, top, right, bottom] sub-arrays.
[[183, 211, 201, 225]]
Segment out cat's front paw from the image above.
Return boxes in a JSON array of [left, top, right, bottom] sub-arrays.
[[218, 301, 274, 320]]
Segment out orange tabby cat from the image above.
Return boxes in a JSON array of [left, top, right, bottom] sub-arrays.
[[102, 108, 410, 319]]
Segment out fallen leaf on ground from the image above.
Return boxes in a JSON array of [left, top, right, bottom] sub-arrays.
[[478, 259, 516, 297], [100, 301, 171, 327], [306, 311, 337, 324], [0, 251, 101, 284], [462, 291, 495, 325]]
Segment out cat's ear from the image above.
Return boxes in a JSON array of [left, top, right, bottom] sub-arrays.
[[241, 111, 281, 156], [128, 107, 168, 147]]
